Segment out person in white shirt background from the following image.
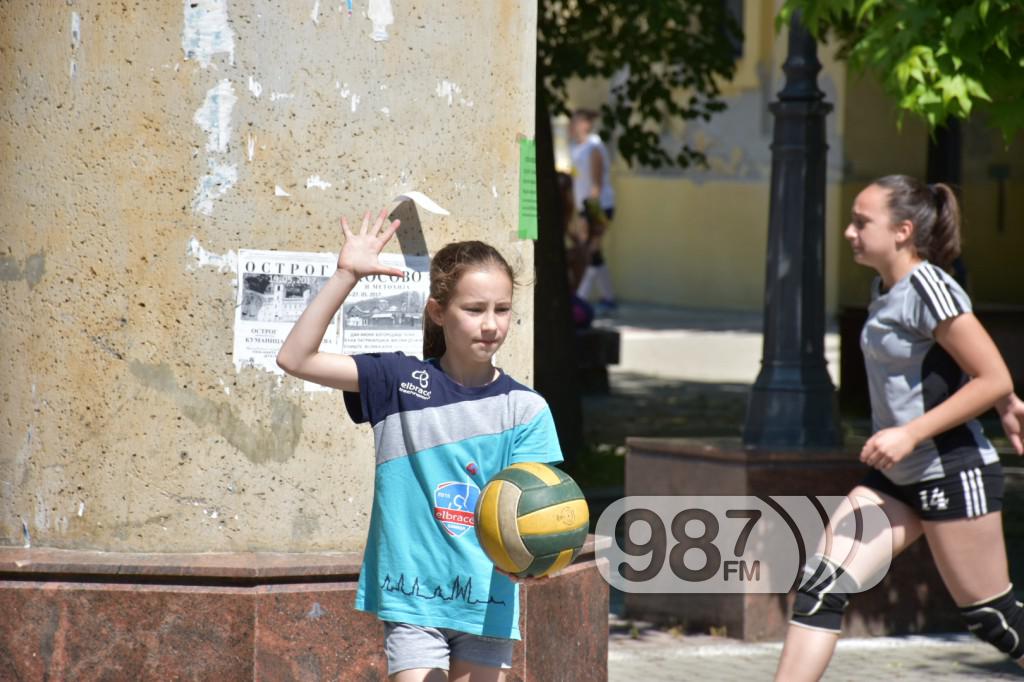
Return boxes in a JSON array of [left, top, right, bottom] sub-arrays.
[[569, 109, 617, 313]]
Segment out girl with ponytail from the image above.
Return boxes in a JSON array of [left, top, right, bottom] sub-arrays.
[[776, 176, 1024, 678], [277, 210, 561, 681], [420, 240, 517, 361]]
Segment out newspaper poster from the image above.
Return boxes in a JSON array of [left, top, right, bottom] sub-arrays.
[[341, 253, 430, 356], [234, 250, 340, 377], [233, 250, 430, 386]]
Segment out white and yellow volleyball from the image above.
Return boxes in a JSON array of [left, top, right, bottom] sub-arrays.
[[474, 462, 589, 578]]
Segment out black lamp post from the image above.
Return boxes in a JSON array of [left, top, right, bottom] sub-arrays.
[[742, 14, 841, 449]]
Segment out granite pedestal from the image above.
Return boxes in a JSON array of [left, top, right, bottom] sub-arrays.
[[0, 538, 608, 681], [624, 438, 961, 641]]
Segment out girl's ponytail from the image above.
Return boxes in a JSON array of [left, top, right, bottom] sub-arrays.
[[873, 175, 963, 271], [422, 312, 446, 359], [928, 182, 961, 270]]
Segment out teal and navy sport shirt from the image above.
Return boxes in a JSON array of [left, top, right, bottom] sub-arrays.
[[343, 352, 562, 639]]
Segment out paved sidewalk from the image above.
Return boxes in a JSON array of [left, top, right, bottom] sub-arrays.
[[592, 302, 840, 385], [608, 617, 1023, 680]]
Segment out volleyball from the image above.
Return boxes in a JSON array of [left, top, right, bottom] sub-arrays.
[[475, 462, 589, 578]]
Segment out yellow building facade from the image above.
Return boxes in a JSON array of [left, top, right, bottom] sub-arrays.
[[565, 1, 1024, 315]]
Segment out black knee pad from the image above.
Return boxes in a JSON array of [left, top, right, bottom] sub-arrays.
[[962, 586, 1024, 661], [791, 555, 857, 633]]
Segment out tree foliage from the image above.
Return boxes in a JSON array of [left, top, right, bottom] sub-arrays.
[[538, 1, 742, 168], [781, 0, 1024, 138]]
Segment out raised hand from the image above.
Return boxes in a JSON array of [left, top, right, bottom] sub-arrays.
[[337, 209, 403, 279]]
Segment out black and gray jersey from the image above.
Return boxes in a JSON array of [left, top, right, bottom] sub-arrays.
[[860, 261, 998, 485]]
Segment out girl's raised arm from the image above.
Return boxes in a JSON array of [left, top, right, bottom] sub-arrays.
[[276, 209, 402, 391]]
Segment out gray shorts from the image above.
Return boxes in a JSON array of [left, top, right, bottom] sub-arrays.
[[382, 621, 514, 675]]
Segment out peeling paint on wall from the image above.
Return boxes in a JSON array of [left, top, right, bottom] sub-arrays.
[[436, 80, 473, 107], [335, 81, 361, 112], [310, 0, 321, 25], [69, 11, 81, 77], [367, 0, 393, 41], [305, 175, 331, 190], [192, 161, 238, 216], [187, 236, 237, 272], [270, 92, 296, 102], [70, 11, 81, 48], [248, 76, 263, 98], [194, 79, 237, 154], [182, 0, 236, 68]]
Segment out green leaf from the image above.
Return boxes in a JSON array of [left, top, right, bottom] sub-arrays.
[[966, 78, 992, 102], [856, 0, 883, 24], [995, 28, 1011, 59]]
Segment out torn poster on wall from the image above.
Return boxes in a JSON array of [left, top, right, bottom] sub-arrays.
[[341, 253, 430, 356], [182, 0, 236, 68], [233, 250, 430, 387]]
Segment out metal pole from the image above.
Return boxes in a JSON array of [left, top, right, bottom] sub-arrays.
[[742, 14, 841, 449]]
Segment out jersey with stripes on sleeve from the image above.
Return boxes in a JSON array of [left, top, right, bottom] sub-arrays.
[[342, 351, 563, 640], [861, 261, 999, 485]]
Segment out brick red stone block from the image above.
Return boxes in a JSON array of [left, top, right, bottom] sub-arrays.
[[624, 438, 961, 641], [0, 542, 608, 680]]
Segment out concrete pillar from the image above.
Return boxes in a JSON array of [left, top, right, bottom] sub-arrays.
[[1, 0, 537, 554], [1, 3, 610, 678]]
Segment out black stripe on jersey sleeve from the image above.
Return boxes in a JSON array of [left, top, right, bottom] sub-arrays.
[[911, 268, 962, 322], [921, 264, 964, 316]]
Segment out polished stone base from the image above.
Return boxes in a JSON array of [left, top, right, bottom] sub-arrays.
[[0, 540, 607, 681], [624, 438, 961, 641]]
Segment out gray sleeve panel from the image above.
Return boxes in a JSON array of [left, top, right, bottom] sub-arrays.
[[371, 390, 546, 466], [507, 389, 549, 426]]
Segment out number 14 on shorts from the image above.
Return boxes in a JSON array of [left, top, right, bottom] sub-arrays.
[[595, 496, 893, 594], [919, 487, 949, 512]]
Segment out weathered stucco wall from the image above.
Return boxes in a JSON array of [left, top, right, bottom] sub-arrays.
[[0, 1, 537, 552]]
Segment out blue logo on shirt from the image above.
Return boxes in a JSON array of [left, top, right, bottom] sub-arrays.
[[433, 481, 480, 537]]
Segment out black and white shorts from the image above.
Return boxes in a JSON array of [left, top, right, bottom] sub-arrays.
[[862, 460, 1004, 521]]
